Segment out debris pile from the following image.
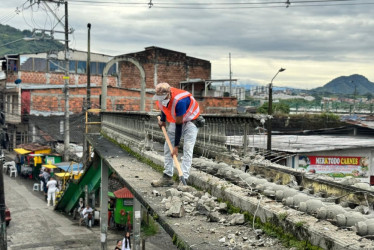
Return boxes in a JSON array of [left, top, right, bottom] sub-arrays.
[[161, 187, 281, 248], [191, 156, 374, 237]]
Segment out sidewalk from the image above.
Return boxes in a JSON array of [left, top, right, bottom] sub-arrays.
[[4, 171, 122, 249]]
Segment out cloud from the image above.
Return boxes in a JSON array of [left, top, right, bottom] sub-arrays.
[[1, 0, 374, 88]]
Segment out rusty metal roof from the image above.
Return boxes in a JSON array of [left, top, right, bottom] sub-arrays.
[[16, 143, 51, 152], [113, 187, 134, 199]]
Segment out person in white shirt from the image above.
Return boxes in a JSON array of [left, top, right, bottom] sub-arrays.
[[46, 177, 57, 206], [82, 204, 94, 228], [121, 231, 131, 250]]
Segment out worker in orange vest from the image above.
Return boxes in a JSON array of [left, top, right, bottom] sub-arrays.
[[151, 82, 204, 187]]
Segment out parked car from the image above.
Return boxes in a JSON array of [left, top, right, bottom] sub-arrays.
[[5, 206, 11, 226]]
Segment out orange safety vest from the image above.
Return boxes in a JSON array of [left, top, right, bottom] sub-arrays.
[[156, 87, 200, 123]]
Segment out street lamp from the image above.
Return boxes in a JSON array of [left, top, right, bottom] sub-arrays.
[[267, 68, 286, 151]]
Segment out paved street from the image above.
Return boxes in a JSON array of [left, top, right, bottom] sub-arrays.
[[3, 165, 174, 250], [3, 170, 123, 250]]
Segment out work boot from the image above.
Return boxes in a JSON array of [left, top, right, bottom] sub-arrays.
[[151, 174, 174, 187]]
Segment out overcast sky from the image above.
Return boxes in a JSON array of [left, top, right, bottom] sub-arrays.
[[1, 0, 374, 89]]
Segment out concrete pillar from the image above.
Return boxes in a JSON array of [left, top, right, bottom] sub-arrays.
[[133, 198, 141, 250], [85, 185, 89, 210], [294, 155, 299, 170], [9, 95, 13, 114], [100, 158, 108, 250], [12, 132, 16, 150], [370, 151, 374, 185], [32, 125, 36, 142], [243, 123, 248, 156], [117, 62, 121, 87]]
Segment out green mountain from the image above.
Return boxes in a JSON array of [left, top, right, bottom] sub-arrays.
[[313, 74, 374, 95], [0, 24, 64, 56]]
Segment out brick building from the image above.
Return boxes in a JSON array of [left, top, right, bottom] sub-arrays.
[[0, 46, 237, 148]]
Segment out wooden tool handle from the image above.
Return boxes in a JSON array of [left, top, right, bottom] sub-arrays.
[[157, 116, 183, 177]]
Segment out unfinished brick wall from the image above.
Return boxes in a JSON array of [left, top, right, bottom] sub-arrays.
[[107, 87, 154, 112], [120, 47, 211, 89], [26, 86, 155, 114], [200, 97, 238, 114], [15, 71, 116, 86], [21, 72, 47, 84]]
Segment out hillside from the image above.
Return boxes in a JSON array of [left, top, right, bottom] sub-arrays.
[[313, 74, 374, 95], [0, 24, 64, 56]]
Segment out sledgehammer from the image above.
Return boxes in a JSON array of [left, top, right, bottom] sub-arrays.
[[157, 116, 187, 186]]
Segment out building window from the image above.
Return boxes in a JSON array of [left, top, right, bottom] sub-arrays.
[[20, 56, 33, 71], [90, 62, 98, 75], [116, 104, 124, 111], [34, 58, 47, 72], [98, 62, 106, 75], [77, 61, 86, 74], [49, 60, 65, 72], [69, 60, 76, 73], [108, 63, 117, 75]]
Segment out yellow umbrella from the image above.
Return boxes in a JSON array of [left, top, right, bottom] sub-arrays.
[[43, 164, 57, 169], [14, 148, 31, 155], [55, 172, 71, 178]]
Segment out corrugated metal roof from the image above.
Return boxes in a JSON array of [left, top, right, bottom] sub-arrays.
[[228, 135, 374, 153], [16, 143, 51, 152], [114, 187, 134, 199]]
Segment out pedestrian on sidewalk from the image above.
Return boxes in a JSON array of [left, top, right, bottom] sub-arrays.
[[114, 240, 122, 250], [82, 204, 94, 228], [121, 231, 131, 250], [46, 176, 57, 206], [151, 82, 204, 187], [39, 168, 50, 201], [14, 154, 21, 175]]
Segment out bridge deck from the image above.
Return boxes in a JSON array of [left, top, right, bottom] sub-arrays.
[[86, 134, 247, 250]]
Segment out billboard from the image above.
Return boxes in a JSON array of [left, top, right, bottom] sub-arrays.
[[299, 155, 369, 178]]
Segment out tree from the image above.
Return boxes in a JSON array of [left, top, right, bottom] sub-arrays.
[[257, 102, 290, 114]]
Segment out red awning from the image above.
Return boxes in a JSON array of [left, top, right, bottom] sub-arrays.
[[113, 187, 134, 199]]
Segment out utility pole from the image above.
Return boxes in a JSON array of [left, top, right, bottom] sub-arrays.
[[83, 23, 91, 171], [0, 111, 6, 249], [0, 148, 6, 250], [87, 23, 91, 110], [229, 53, 232, 97], [353, 82, 357, 114], [63, 1, 70, 162], [267, 85, 273, 150], [267, 68, 285, 151]]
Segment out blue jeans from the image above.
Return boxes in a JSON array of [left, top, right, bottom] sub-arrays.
[[16, 163, 21, 175], [163, 121, 198, 180]]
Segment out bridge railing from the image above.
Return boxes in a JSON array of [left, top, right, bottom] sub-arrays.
[[100, 111, 264, 157]]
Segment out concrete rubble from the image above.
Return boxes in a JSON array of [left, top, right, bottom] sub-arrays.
[[161, 187, 282, 248], [191, 155, 374, 241]]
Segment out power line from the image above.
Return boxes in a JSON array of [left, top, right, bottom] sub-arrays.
[[66, 0, 374, 9]]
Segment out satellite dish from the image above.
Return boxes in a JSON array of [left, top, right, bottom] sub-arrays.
[[14, 79, 22, 84]]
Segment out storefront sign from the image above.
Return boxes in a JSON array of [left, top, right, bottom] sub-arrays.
[[123, 199, 133, 206], [299, 155, 369, 178]]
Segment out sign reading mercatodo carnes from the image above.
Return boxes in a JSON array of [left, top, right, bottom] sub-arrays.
[[299, 155, 369, 178]]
